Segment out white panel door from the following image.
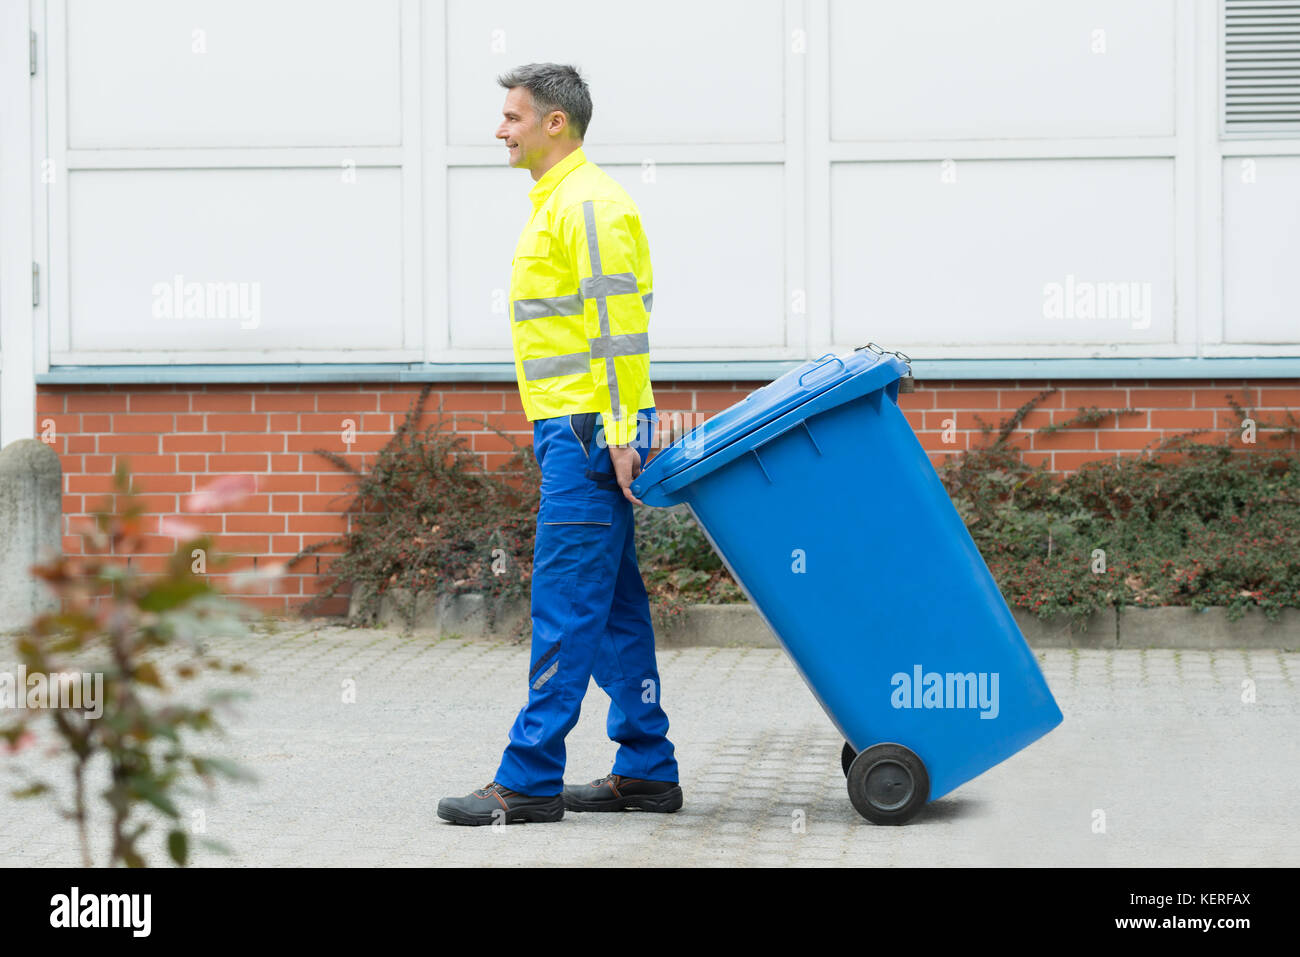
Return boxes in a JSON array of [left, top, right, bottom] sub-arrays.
[[67, 0, 402, 148], [47, 0, 420, 364], [63, 168, 405, 357], [1222, 156, 1300, 344], [830, 0, 1176, 140], [831, 158, 1175, 347]]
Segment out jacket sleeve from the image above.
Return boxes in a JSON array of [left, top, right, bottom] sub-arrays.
[[561, 198, 652, 446]]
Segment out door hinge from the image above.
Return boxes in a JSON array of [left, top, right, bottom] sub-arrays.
[[30, 31, 37, 76], [32, 263, 40, 306]]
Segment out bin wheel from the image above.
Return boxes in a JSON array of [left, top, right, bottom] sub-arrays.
[[846, 743, 930, 825], [840, 741, 855, 777]]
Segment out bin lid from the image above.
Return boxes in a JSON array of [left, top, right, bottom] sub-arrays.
[[639, 348, 906, 488]]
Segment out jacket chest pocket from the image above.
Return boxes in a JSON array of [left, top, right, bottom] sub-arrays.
[[512, 230, 552, 266]]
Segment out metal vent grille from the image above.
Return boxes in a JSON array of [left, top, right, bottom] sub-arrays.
[[1225, 0, 1300, 132]]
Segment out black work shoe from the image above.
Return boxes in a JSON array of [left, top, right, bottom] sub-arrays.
[[564, 773, 683, 813], [437, 781, 564, 826]]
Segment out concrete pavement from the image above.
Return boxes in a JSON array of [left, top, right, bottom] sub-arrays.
[[1, 621, 1296, 866]]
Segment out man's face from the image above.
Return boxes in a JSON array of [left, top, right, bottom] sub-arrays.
[[496, 87, 554, 171]]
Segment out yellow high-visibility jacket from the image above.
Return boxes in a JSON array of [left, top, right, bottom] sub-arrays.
[[508, 146, 654, 446]]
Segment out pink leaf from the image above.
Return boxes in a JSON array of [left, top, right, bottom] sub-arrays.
[[186, 474, 258, 512], [230, 561, 288, 588], [160, 517, 203, 540], [5, 730, 36, 754]]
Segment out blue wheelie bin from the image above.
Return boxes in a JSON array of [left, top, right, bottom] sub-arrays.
[[630, 344, 1063, 824]]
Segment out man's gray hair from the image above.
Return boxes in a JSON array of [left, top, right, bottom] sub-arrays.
[[497, 63, 592, 140]]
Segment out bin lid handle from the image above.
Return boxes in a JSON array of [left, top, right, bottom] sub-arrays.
[[797, 354, 846, 387]]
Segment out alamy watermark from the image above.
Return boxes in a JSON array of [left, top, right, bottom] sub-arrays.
[[1042, 274, 1152, 330], [151, 273, 261, 329], [1, 667, 104, 719], [891, 664, 999, 719], [592, 409, 709, 453], [50, 887, 150, 937]]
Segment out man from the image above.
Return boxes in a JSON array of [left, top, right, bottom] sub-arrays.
[[437, 63, 681, 825]]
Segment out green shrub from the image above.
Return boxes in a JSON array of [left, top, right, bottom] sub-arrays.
[[635, 504, 745, 630], [945, 390, 1300, 626], [294, 384, 540, 635]]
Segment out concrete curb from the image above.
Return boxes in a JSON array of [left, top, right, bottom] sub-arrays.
[[349, 586, 1299, 650], [349, 584, 528, 638]]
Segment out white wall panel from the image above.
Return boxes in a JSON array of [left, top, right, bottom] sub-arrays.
[[447, 162, 787, 351], [830, 158, 1175, 346], [446, 0, 784, 146], [830, 0, 1176, 141], [1222, 156, 1300, 344], [67, 0, 402, 148], [64, 168, 405, 354]]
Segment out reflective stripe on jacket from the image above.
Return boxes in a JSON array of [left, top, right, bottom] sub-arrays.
[[508, 146, 654, 446]]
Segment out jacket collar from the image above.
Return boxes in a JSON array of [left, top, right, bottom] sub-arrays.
[[528, 146, 587, 211]]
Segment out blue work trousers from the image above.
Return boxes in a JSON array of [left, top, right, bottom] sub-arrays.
[[494, 407, 678, 796]]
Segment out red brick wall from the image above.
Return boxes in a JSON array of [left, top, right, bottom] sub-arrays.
[[34, 378, 1300, 615]]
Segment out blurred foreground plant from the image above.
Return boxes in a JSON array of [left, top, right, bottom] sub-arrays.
[[1, 463, 260, 866]]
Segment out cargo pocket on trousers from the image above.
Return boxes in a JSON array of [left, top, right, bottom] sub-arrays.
[[535, 498, 616, 582], [540, 497, 614, 527]]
